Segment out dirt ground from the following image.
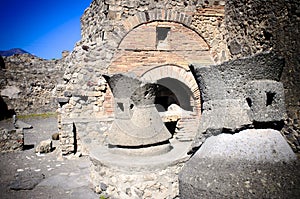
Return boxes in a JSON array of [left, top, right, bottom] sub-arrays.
[[0, 116, 99, 199]]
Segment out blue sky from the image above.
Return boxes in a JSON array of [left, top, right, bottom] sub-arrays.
[[0, 0, 91, 59]]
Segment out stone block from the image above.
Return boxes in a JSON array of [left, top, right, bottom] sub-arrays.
[[57, 97, 70, 104], [246, 80, 286, 122], [228, 39, 241, 55], [137, 12, 146, 24], [194, 129, 296, 162], [52, 133, 59, 140], [199, 99, 252, 132], [190, 51, 285, 101], [179, 129, 299, 199], [1, 86, 21, 99], [190, 65, 226, 101], [35, 139, 53, 153]]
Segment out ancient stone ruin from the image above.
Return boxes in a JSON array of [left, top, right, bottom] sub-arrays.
[[1, 0, 299, 198], [0, 54, 65, 118], [53, 0, 300, 198]]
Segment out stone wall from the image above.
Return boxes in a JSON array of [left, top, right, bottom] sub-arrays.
[[0, 54, 65, 117], [0, 128, 23, 152], [90, 158, 184, 198], [224, 0, 300, 152]]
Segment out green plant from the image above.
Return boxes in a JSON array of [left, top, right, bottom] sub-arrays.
[[99, 195, 107, 199], [18, 112, 57, 119]]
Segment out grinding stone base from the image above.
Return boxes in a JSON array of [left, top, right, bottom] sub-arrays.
[[90, 160, 183, 198], [89, 140, 192, 198], [108, 143, 172, 156]]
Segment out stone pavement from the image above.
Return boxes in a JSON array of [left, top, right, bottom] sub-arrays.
[[0, 116, 99, 199]]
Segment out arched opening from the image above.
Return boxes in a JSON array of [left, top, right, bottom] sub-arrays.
[[152, 78, 195, 135], [155, 84, 179, 112], [155, 78, 193, 112]]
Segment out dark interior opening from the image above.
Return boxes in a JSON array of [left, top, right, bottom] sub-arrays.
[[58, 101, 68, 108], [154, 85, 179, 112], [108, 139, 171, 149], [164, 121, 178, 135], [263, 30, 272, 40], [130, 104, 134, 109], [266, 92, 276, 106], [154, 78, 193, 112], [0, 96, 15, 120], [156, 27, 170, 41]]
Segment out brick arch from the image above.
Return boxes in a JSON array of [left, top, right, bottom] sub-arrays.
[[108, 51, 190, 74], [105, 9, 213, 116], [110, 9, 211, 50], [109, 20, 213, 74], [140, 64, 201, 115]]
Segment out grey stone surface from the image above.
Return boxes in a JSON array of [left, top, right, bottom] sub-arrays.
[[1, 86, 21, 99], [103, 73, 141, 100], [246, 80, 286, 122], [190, 65, 227, 102], [179, 129, 300, 199], [0, 116, 99, 199], [37, 171, 89, 190], [225, 1, 300, 148], [10, 170, 45, 190], [15, 120, 33, 129], [57, 97, 70, 104], [196, 129, 296, 162], [199, 99, 252, 131], [189, 99, 252, 153], [191, 51, 284, 101], [179, 158, 300, 199]]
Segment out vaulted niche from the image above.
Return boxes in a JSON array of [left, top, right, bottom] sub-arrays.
[[155, 78, 193, 112], [154, 77, 194, 135]]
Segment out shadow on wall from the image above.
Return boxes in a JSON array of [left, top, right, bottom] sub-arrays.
[[0, 96, 15, 120], [0, 56, 5, 69]]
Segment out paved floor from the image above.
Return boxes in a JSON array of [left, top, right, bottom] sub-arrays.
[[0, 116, 99, 199]]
